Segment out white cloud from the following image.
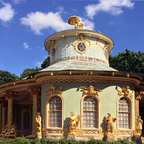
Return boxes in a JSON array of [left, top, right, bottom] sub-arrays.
[[23, 42, 31, 50], [12, 0, 26, 4], [0, 1, 15, 22], [20, 10, 94, 35], [33, 61, 42, 67], [56, 6, 67, 14], [20, 11, 72, 35], [79, 17, 94, 30], [85, 0, 134, 19]]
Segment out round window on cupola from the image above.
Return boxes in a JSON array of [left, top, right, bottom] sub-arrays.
[[52, 47, 56, 57], [50, 40, 58, 60], [77, 42, 86, 52]]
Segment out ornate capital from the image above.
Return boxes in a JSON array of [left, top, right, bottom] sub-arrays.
[[46, 84, 64, 95], [135, 91, 144, 100], [80, 84, 102, 96], [2, 91, 19, 101], [27, 87, 41, 97], [2, 101, 7, 108], [117, 86, 133, 99]]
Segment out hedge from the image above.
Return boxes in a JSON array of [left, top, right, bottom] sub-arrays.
[[0, 137, 137, 144]]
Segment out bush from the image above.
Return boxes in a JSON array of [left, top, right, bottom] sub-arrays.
[[59, 139, 68, 144], [0, 137, 138, 144], [0, 140, 4, 144], [87, 139, 106, 144]]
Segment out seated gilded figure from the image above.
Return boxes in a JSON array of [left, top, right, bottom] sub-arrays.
[[105, 113, 116, 134], [10, 123, 17, 137], [5, 123, 17, 137], [1, 125, 7, 135], [69, 112, 81, 135]]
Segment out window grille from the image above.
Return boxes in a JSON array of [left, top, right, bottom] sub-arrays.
[[83, 96, 98, 128], [48, 96, 62, 127], [118, 97, 130, 128]]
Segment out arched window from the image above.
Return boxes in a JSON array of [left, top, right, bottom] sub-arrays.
[[118, 97, 130, 128], [83, 96, 98, 128], [48, 96, 62, 127]]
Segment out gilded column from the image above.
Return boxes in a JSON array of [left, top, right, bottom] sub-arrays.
[[7, 99, 13, 131], [135, 98, 139, 129], [3, 91, 19, 131], [0, 103, 2, 133], [2, 104, 6, 128], [135, 91, 144, 133], [28, 87, 40, 135]]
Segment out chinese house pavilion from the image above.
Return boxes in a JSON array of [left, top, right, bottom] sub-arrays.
[[0, 16, 144, 142]]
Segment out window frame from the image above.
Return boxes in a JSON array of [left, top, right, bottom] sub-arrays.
[[117, 96, 132, 130], [81, 94, 100, 129], [46, 94, 63, 129]]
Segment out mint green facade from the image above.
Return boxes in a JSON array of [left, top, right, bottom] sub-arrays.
[[41, 82, 135, 130]]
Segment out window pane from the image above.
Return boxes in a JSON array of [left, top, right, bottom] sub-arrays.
[[83, 96, 98, 128], [48, 96, 62, 127], [118, 98, 129, 128]]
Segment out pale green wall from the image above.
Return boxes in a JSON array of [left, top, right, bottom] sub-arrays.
[[50, 36, 107, 63], [41, 82, 135, 130]]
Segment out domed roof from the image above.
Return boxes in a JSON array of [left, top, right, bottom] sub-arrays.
[[41, 60, 117, 72], [43, 16, 115, 72]]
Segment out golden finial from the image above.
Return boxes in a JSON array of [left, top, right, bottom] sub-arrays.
[[68, 16, 84, 29]]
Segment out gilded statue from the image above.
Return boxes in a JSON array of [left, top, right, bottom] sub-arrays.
[[46, 84, 64, 95], [68, 16, 84, 29], [4, 123, 17, 137], [35, 112, 42, 136], [137, 115, 143, 135], [1, 125, 7, 135], [80, 85, 102, 96], [69, 112, 82, 135], [9, 123, 17, 137], [117, 86, 133, 99], [105, 113, 116, 134]]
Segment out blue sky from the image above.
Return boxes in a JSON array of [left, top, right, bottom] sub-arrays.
[[0, 0, 144, 76]]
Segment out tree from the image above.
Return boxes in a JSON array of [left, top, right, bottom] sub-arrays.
[[19, 67, 41, 80], [109, 49, 144, 74], [0, 70, 19, 85], [41, 56, 50, 69]]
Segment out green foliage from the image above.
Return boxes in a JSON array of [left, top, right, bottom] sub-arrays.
[[76, 140, 87, 144], [109, 49, 144, 74], [19, 67, 41, 80], [32, 138, 41, 144], [0, 137, 137, 144], [0, 70, 19, 85], [108, 139, 137, 144], [0, 140, 4, 144], [3, 137, 30, 144], [59, 139, 69, 144], [40, 137, 47, 144], [41, 56, 50, 69], [87, 139, 105, 144], [68, 139, 77, 144]]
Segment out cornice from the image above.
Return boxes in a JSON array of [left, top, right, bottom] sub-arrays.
[[0, 78, 40, 97], [44, 29, 114, 53], [0, 70, 143, 96], [34, 70, 141, 86]]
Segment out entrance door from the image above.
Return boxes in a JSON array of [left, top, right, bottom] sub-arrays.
[[23, 112, 31, 136]]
